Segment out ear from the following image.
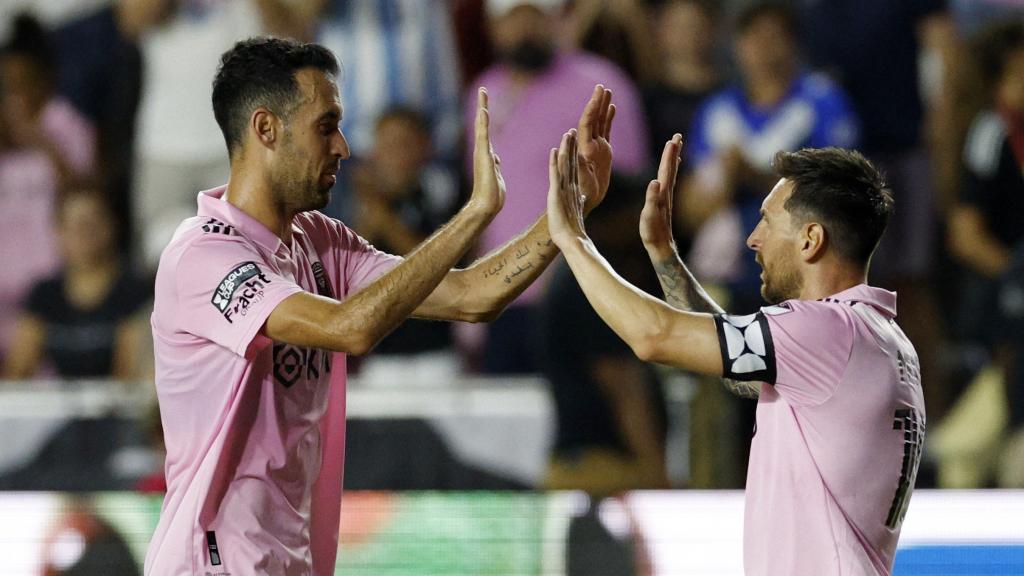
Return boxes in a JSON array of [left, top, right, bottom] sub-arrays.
[[251, 107, 279, 150], [800, 222, 827, 263]]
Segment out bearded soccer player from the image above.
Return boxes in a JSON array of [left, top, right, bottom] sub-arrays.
[[547, 132, 925, 575], [145, 37, 617, 575]]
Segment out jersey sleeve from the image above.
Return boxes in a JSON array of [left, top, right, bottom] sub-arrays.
[[174, 236, 304, 359], [714, 301, 855, 406], [335, 223, 402, 296]]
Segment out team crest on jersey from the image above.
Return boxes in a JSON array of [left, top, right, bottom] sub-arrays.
[[311, 261, 333, 297], [211, 262, 272, 323]]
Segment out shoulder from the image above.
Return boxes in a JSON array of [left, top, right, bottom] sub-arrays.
[[693, 86, 743, 125], [757, 298, 858, 345], [156, 216, 264, 285], [563, 51, 629, 82], [963, 110, 1008, 178], [795, 73, 856, 118]]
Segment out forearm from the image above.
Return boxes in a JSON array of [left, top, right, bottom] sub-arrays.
[[645, 248, 758, 399], [416, 213, 559, 321], [277, 204, 492, 354], [560, 237, 721, 374], [648, 248, 724, 314]]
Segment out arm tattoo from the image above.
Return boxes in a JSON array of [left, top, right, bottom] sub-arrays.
[[653, 255, 724, 314], [723, 380, 761, 399], [653, 255, 758, 399]]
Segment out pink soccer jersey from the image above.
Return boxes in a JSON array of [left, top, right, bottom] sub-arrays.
[[146, 186, 399, 576], [713, 285, 925, 576]]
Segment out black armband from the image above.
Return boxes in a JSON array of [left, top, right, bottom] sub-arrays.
[[713, 312, 776, 383]]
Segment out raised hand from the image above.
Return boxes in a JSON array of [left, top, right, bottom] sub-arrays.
[[576, 84, 615, 214], [547, 130, 587, 246], [639, 134, 683, 260], [469, 88, 506, 218]]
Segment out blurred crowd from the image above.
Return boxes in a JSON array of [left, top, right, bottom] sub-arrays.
[[0, 0, 1023, 498]]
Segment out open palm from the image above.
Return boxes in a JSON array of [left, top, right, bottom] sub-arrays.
[[639, 135, 683, 259], [576, 85, 615, 214]]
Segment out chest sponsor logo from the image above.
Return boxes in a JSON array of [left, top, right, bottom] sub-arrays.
[[273, 343, 331, 388], [211, 262, 272, 323]]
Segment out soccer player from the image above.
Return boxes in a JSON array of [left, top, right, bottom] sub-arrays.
[[546, 132, 925, 575], [145, 38, 616, 575]]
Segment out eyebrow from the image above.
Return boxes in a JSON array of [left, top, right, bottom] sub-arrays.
[[318, 109, 342, 124]]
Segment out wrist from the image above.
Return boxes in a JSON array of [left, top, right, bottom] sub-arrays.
[[644, 241, 678, 263], [462, 196, 499, 223]]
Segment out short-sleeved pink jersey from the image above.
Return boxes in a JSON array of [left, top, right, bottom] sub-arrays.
[[713, 285, 925, 576], [146, 186, 399, 576]]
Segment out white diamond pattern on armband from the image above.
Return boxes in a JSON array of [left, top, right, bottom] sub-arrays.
[[722, 315, 768, 375]]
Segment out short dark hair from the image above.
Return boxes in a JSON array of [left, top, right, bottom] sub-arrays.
[[212, 37, 340, 156], [2, 12, 54, 77], [773, 147, 893, 265], [736, 1, 799, 39]]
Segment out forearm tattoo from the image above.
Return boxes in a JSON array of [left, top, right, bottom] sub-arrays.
[[654, 255, 758, 399], [653, 255, 724, 314]]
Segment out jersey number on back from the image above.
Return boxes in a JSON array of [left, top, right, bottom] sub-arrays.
[[885, 407, 924, 530]]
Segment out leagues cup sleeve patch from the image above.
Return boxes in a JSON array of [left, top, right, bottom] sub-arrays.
[[714, 311, 777, 383], [211, 262, 272, 323]]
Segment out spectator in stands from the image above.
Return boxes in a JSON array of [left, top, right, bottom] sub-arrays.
[[308, 0, 463, 225], [801, 0, 958, 419], [349, 107, 462, 383], [643, 0, 723, 254], [3, 188, 151, 380], [681, 1, 859, 313], [466, 0, 649, 373], [568, 0, 658, 86], [949, 21, 1024, 339], [133, 0, 316, 268], [0, 13, 96, 362], [946, 21, 1024, 487], [52, 0, 154, 256], [540, 172, 669, 494]]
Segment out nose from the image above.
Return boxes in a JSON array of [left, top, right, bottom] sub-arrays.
[[334, 129, 350, 160], [746, 226, 760, 252]]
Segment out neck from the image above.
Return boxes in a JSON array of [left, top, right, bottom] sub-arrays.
[[67, 257, 118, 280], [745, 69, 794, 108], [663, 56, 717, 91], [224, 156, 294, 242], [797, 262, 866, 301]]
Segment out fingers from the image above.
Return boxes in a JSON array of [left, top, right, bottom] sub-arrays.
[[602, 103, 616, 141], [655, 133, 683, 206], [578, 84, 603, 142], [474, 87, 490, 156], [597, 89, 611, 137]]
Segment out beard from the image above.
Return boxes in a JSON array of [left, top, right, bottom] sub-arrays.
[[272, 149, 334, 213], [499, 40, 555, 73], [759, 259, 802, 304]]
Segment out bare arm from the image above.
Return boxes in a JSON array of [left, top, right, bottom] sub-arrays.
[[416, 85, 618, 322], [2, 315, 45, 380], [548, 131, 724, 375], [264, 89, 505, 353], [639, 138, 759, 398], [948, 205, 1011, 278], [414, 214, 557, 322]]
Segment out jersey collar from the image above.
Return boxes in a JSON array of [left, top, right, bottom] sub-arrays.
[[823, 284, 898, 318], [196, 185, 289, 254]]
